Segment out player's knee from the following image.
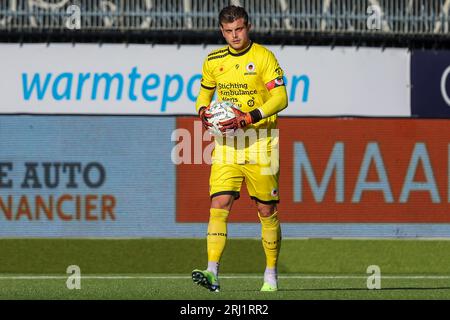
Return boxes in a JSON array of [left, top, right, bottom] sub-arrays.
[[211, 194, 234, 211], [257, 203, 276, 217]]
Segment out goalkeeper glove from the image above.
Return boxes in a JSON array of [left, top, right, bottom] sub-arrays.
[[198, 106, 213, 130], [219, 108, 262, 133]]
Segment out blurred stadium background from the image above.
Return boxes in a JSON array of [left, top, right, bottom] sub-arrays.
[[1, 0, 450, 300], [1, 0, 450, 46]]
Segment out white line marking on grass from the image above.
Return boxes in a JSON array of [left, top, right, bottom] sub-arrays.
[[0, 276, 189, 280], [281, 276, 450, 279], [0, 276, 67, 280], [1, 275, 450, 280]]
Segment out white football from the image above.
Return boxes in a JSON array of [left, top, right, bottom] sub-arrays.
[[207, 101, 238, 136]]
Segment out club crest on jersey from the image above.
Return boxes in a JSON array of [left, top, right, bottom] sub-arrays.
[[275, 78, 284, 86], [275, 67, 283, 76], [245, 62, 257, 75]]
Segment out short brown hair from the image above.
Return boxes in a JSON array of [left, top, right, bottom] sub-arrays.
[[219, 5, 249, 27]]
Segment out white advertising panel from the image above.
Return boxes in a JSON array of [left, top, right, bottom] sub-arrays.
[[0, 44, 410, 116]]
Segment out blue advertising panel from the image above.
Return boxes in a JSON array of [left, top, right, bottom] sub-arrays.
[[2, 115, 450, 238], [411, 50, 450, 117], [0, 115, 178, 237]]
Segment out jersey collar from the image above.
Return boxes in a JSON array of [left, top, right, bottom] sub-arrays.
[[228, 41, 253, 57]]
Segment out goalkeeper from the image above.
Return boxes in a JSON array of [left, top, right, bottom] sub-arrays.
[[192, 5, 288, 292]]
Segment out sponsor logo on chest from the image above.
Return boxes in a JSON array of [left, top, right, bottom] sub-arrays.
[[244, 62, 257, 76]]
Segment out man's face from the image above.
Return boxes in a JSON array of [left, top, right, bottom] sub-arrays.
[[220, 18, 251, 51]]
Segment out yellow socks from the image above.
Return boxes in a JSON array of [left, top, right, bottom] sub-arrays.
[[206, 208, 281, 284], [207, 208, 229, 267], [259, 211, 281, 269]]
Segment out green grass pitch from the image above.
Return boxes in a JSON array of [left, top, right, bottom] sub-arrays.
[[0, 238, 450, 299]]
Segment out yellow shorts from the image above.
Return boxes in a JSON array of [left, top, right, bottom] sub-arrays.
[[209, 163, 280, 203]]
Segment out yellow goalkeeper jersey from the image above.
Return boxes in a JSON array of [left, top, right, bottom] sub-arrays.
[[196, 42, 288, 164]]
